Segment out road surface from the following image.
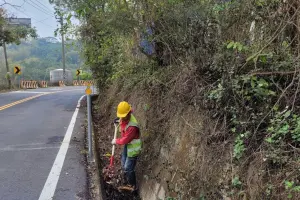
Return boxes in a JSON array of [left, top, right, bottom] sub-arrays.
[[0, 87, 89, 200]]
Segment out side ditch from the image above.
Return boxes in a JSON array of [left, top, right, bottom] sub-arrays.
[[86, 79, 234, 200], [90, 95, 141, 200]]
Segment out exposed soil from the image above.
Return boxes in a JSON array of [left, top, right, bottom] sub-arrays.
[[91, 95, 141, 200], [89, 76, 233, 200], [103, 184, 140, 200]]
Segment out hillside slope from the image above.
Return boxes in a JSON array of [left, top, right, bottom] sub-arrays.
[[53, 0, 300, 199]]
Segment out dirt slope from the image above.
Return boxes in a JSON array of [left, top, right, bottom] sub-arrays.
[[92, 76, 237, 200]]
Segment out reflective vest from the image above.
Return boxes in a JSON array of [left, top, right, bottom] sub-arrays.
[[123, 115, 142, 157]]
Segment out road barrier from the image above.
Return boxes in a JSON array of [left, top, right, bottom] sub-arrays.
[[73, 80, 94, 86], [59, 81, 65, 87], [21, 81, 38, 89], [39, 81, 48, 88], [84, 80, 94, 86], [73, 80, 80, 86], [79, 80, 85, 86]]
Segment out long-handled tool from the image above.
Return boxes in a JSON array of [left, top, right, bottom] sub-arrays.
[[109, 122, 118, 167], [103, 120, 119, 183]]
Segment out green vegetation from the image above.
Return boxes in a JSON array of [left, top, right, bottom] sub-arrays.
[[51, 0, 300, 199], [0, 38, 87, 84], [0, 7, 37, 88], [0, 9, 37, 45], [285, 181, 300, 199], [232, 176, 242, 188], [0, 7, 90, 88]]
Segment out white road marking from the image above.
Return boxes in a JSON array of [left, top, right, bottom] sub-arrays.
[[38, 95, 85, 200]]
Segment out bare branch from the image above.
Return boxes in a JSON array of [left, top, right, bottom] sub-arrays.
[[249, 69, 300, 76], [253, 69, 298, 137], [292, 76, 300, 111], [0, 0, 24, 8], [239, 6, 300, 73]]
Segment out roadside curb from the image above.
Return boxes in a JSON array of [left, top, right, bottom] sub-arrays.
[[84, 94, 105, 200], [91, 119, 106, 200]]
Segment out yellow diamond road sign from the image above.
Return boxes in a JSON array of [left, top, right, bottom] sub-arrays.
[[14, 66, 21, 75]]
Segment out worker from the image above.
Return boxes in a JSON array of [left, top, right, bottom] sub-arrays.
[[111, 101, 142, 192]]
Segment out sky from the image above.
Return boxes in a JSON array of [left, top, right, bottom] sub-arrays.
[[2, 0, 61, 38]]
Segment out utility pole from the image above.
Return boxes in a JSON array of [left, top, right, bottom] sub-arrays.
[[60, 16, 66, 83], [3, 43, 11, 88]]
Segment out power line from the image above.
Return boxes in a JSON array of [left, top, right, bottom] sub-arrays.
[[26, 0, 54, 16], [35, 17, 54, 24], [27, 0, 54, 16], [30, 0, 53, 14], [12, 6, 57, 29], [25, 0, 54, 17]]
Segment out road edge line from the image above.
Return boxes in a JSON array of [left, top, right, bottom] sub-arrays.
[[38, 95, 85, 200]]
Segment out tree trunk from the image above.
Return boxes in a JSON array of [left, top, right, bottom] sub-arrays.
[[3, 42, 11, 89]]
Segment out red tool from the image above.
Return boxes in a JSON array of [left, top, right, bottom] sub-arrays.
[[103, 121, 119, 183], [109, 121, 118, 167]]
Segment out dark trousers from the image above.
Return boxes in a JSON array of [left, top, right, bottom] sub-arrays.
[[121, 145, 138, 187]]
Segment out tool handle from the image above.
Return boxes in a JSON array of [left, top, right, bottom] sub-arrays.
[[111, 123, 118, 156]]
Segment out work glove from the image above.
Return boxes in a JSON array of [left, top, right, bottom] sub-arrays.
[[111, 139, 116, 145], [113, 117, 120, 124]]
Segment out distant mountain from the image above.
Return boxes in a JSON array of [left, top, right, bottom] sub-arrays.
[[43, 37, 59, 43], [0, 38, 83, 81]]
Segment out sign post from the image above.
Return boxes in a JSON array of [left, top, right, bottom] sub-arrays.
[[86, 84, 93, 161]]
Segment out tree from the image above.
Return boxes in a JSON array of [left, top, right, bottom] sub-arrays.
[[0, 8, 37, 88]]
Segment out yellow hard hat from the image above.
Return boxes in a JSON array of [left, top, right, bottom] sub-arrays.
[[117, 101, 131, 118]]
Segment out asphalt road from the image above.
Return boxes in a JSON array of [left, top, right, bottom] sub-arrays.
[[0, 87, 89, 200]]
